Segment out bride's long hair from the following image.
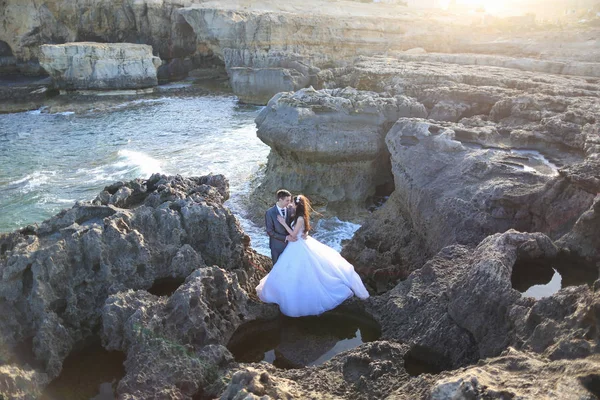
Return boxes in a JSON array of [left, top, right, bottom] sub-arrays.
[[293, 194, 312, 233]]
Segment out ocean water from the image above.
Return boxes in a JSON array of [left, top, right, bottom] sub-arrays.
[[0, 91, 359, 256]]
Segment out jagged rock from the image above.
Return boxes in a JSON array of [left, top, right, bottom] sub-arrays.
[[40, 42, 161, 90], [0, 174, 269, 386], [341, 117, 596, 290], [391, 348, 600, 400], [217, 341, 600, 399], [216, 341, 410, 400], [101, 266, 277, 399], [362, 230, 599, 369], [218, 365, 333, 400], [252, 87, 426, 215], [0, 364, 49, 400], [557, 193, 600, 262]]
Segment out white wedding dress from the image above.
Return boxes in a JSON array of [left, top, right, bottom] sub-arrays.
[[256, 225, 370, 317]]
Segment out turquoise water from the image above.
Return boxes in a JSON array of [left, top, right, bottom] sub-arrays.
[[0, 91, 359, 255]]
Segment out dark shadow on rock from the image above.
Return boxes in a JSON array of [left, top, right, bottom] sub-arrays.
[[403, 345, 449, 377], [579, 374, 600, 398], [40, 341, 125, 400], [9, 337, 44, 370], [147, 277, 186, 297]]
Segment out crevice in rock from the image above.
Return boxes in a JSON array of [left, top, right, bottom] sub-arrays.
[[147, 277, 186, 297], [580, 374, 600, 398], [22, 265, 33, 296], [403, 345, 449, 376], [41, 341, 126, 400], [367, 181, 395, 213], [0, 40, 14, 57]]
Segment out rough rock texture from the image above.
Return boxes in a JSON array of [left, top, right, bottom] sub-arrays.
[[40, 42, 161, 90], [393, 52, 600, 79], [252, 86, 426, 215], [3, 0, 600, 99], [558, 193, 600, 262], [0, 365, 49, 400], [363, 230, 599, 369], [216, 344, 600, 400], [402, 348, 600, 400], [208, 231, 599, 399], [214, 341, 411, 400], [328, 57, 600, 289], [0, 174, 270, 397], [0, 0, 199, 76], [101, 266, 277, 399], [179, 4, 600, 103]]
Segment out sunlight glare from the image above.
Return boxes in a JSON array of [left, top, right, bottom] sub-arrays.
[[440, 0, 513, 15]]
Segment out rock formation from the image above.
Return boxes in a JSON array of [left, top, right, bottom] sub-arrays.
[[2, 1, 600, 102], [0, 174, 270, 398], [215, 230, 600, 399], [322, 57, 600, 290], [40, 42, 161, 91], [101, 266, 277, 399], [252, 86, 426, 214], [0, 0, 199, 76]]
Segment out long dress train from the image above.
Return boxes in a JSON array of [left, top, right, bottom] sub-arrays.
[[256, 229, 369, 317]]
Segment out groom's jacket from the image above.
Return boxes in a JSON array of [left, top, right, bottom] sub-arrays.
[[265, 205, 294, 244]]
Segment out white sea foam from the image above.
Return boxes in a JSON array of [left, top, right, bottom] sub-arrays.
[[9, 170, 57, 192], [115, 149, 163, 178], [75, 150, 163, 184], [311, 217, 362, 253], [26, 107, 46, 115], [510, 149, 559, 176]]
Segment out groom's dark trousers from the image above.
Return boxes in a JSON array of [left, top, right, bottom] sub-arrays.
[[265, 205, 293, 264]]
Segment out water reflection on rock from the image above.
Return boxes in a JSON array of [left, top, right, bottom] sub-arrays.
[[512, 253, 599, 300], [228, 310, 381, 369]]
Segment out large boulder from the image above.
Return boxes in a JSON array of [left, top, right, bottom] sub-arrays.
[[342, 118, 597, 290], [40, 42, 161, 90], [252, 87, 426, 215]]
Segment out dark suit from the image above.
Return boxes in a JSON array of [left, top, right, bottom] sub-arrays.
[[265, 204, 294, 264]]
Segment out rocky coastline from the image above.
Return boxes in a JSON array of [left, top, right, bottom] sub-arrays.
[[1, 1, 600, 399]]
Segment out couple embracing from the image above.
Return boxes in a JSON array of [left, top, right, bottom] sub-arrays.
[[256, 189, 369, 317]]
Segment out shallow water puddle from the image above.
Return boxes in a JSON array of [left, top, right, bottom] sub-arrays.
[[228, 310, 381, 369], [511, 255, 598, 300]]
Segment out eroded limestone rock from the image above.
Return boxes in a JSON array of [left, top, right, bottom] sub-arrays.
[[252, 86, 426, 215], [0, 174, 269, 387], [40, 42, 161, 90]]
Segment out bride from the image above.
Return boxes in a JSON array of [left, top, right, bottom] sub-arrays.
[[256, 195, 369, 317]]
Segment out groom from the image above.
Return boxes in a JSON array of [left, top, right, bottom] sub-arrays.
[[265, 189, 296, 263]]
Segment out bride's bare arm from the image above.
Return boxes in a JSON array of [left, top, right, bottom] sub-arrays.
[[291, 217, 305, 237]]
